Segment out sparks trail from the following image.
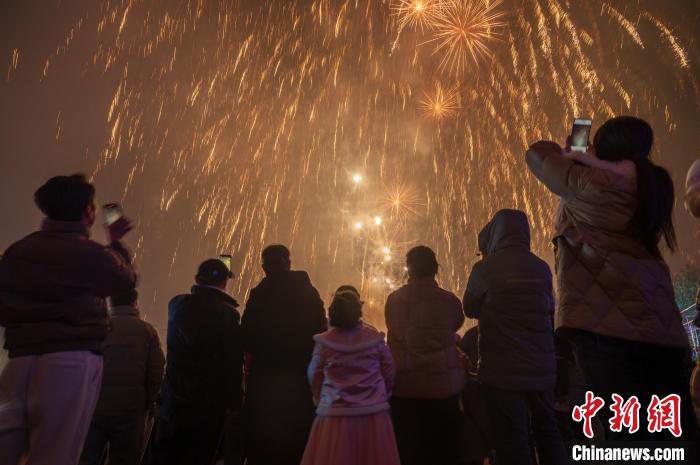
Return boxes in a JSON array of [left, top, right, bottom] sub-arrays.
[[16, 0, 698, 327]]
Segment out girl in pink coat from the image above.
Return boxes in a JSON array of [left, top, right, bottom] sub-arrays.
[[300, 287, 400, 465]]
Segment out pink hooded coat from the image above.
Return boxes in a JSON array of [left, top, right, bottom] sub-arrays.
[[308, 323, 395, 416]]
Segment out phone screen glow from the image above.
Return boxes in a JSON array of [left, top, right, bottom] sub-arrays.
[[103, 204, 123, 226], [219, 255, 232, 272], [571, 119, 592, 151]]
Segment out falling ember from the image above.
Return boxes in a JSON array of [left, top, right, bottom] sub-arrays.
[[427, 0, 506, 75]]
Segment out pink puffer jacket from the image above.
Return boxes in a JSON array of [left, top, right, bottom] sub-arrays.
[[308, 322, 395, 416]]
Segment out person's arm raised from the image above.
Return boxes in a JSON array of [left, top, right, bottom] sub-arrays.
[[526, 141, 595, 200], [92, 217, 137, 297]]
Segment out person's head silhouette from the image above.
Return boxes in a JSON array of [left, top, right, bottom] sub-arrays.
[[261, 244, 291, 276]]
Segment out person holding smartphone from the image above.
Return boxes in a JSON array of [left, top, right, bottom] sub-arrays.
[[0, 173, 137, 465], [525, 117, 697, 444]]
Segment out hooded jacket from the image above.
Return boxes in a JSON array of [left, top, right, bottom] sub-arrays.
[[385, 277, 465, 399], [308, 322, 394, 416], [463, 209, 556, 390], [526, 144, 688, 349], [93, 305, 164, 415], [0, 219, 136, 357]]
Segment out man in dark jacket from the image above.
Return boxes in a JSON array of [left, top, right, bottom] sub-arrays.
[[0, 174, 136, 465], [462, 209, 566, 465], [152, 258, 242, 465], [242, 244, 327, 465], [79, 288, 165, 465]]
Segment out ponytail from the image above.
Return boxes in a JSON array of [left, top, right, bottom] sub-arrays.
[[594, 116, 677, 258], [631, 158, 677, 257]]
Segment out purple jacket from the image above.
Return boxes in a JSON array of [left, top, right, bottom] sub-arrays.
[[308, 322, 394, 416]]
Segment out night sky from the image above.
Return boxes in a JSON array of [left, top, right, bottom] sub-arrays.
[[2, 0, 699, 335]]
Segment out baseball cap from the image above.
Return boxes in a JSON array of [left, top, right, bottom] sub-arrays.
[[196, 258, 233, 285]]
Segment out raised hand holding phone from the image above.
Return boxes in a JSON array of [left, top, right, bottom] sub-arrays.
[[102, 203, 132, 242], [568, 118, 592, 152], [107, 217, 133, 242]]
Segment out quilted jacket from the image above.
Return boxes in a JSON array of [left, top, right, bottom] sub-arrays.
[[525, 143, 688, 349], [385, 277, 465, 398], [93, 305, 164, 415]]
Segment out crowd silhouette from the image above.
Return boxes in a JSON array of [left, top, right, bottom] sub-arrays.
[[0, 116, 699, 465]]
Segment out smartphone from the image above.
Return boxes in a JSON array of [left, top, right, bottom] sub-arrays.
[[570, 118, 592, 152], [219, 254, 232, 273], [102, 203, 123, 226]]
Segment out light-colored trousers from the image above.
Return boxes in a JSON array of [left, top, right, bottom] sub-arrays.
[[0, 351, 102, 465]]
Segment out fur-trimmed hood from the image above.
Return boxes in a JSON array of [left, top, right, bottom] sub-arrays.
[[308, 322, 395, 416], [313, 322, 385, 353]]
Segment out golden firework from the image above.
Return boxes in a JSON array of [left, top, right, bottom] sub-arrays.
[[383, 183, 427, 221], [427, 0, 505, 75], [419, 82, 460, 119], [391, 0, 444, 32], [10, 0, 696, 331]]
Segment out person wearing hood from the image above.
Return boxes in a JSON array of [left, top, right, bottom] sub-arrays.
[[300, 288, 400, 465], [152, 258, 242, 465], [385, 245, 465, 465], [463, 209, 566, 465], [241, 244, 327, 465]]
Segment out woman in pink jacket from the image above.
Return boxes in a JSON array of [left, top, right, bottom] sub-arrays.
[[300, 287, 400, 465]]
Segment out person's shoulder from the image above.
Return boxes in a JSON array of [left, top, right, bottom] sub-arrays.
[[120, 316, 161, 340], [168, 293, 190, 311], [572, 161, 635, 194], [1, 231, 51, 259], [217, 298, 241, 320], [470, 257, 491, 274], [138, 317, 160, 335], [531, 253, 552, 274], [434, 283, 460, 301], [386, 285, 408, 303], [289, 270, 312, 285]]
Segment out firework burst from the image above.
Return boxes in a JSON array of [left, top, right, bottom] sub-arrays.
[[419, 82, 460, 119], [383, 183, 427, 222], [5, 0, 697, 331], [391, 0, 444, 32], [427, 0, 505, 75]]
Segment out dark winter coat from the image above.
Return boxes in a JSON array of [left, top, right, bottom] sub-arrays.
[[242, 270, 327, 373], [93, 305, 165, 415], [0, 219, 136, 357], [161, 285, 242, 417], [241, 270, 326, 465], [463, 209, 556, 391]]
